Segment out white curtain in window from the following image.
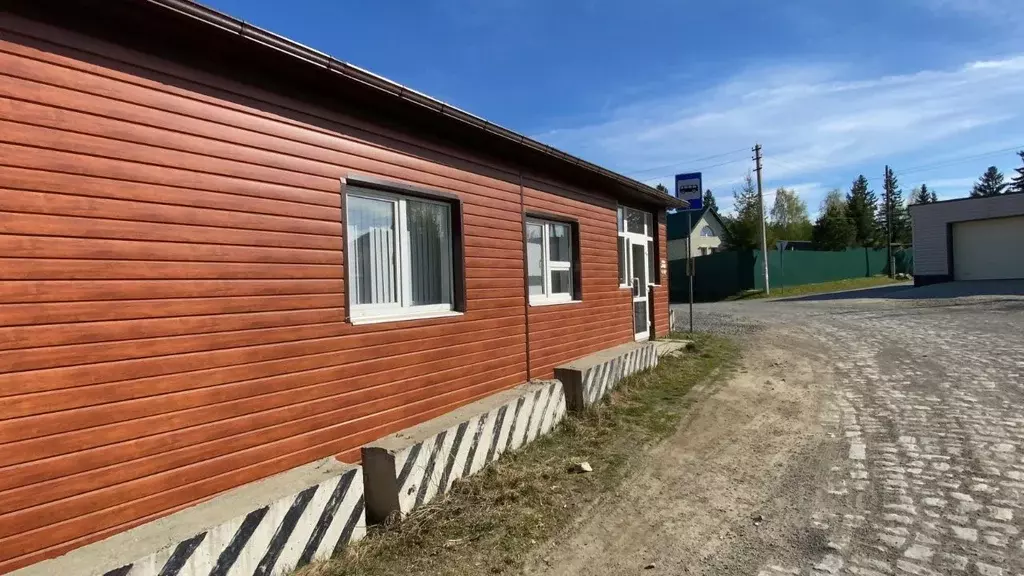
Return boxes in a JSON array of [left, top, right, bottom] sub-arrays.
[[348, 196, 397, 306], [407, 200, 450, 306], [526, 223, 544, 295]]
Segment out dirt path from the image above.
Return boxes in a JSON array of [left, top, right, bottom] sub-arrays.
[[526, 327, 840, 575]]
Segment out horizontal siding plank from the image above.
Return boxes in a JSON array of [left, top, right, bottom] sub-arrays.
[[0, 54, 524, 207], [0, 184, 341, 236], [0, 208, 341, 251], [0, 339, 527, 483], [0, 258, 340, 281], [0, 320, 523, 400], [0, 358, 527, 522], [0, 234, 341, 265], [0, 367, 527, 567], [2, 309, 522, 420], [0, 119, 339, 194], [0, 294, 343, 327], [0, 319, 525, 442], [0, 141, 340, 208], [0, 279, 342, 304], [0, 164, 338, 223], [0, 95, 524, 214]]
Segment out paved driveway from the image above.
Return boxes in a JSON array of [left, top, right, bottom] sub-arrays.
[[676, 282, 1024, 575]]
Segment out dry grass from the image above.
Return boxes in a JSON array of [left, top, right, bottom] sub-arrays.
[[296, 334, 735, 576]]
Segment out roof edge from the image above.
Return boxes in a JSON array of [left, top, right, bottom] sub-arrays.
[[140, 0, 687, 209]]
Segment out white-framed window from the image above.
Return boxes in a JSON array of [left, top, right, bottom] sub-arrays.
[[617, 206, 658, 287], [526, 217, 575, 305], [346, 187, 457, 323], [700, 225, 716, 237]]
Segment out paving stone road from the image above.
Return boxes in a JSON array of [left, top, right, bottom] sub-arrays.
[[678, 281, 1024, 576]]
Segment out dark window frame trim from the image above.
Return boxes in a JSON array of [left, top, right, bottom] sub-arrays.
[[341, 174, 467, 323], [523, 210, 583, 302]]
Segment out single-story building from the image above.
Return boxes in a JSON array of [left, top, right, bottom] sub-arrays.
[[909, 194, 1024, 285], [666, 207, 726, 261], [0, 1, 685, 573]]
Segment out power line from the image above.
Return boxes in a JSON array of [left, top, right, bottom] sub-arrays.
[[624, 147, 749, 178], [639, 157, 750, 184], [865, 144, 1024, 182]]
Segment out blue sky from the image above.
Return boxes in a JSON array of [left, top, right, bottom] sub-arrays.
[[205, 0, 1024, 214]]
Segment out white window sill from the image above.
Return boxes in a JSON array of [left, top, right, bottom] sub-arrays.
[[350, 309, 463, 326], [529, 298, 582, 307]]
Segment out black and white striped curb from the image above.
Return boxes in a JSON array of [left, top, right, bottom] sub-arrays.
[[363, 380, 566, 522], [582, 344, 658, 406], [557, 342, 658, 411], [102, 467, 364, 576]]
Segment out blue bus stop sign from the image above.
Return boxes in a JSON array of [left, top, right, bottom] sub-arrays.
[[675, 172, 702, 211]]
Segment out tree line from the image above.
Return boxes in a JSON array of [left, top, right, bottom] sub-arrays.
[[713, 149, 1024, 251]]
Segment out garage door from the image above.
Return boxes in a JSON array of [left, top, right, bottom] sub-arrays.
[[952, 215, 1024, 280]]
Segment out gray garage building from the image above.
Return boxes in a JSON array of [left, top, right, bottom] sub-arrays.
[[910, 194, 1024, 286]]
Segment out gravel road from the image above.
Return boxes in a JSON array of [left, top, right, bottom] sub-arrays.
[[531, 281, 1024, 575]]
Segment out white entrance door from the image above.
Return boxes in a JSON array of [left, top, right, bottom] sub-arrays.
[[629, 238, 650, 341]]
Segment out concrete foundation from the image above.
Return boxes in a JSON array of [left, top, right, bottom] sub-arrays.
[[362, 380, 565, 524], [555, 341, 659, 411], [13, 460, 365, 576]]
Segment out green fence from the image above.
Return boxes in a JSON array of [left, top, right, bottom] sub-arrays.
[[670, 247, 913, 302]]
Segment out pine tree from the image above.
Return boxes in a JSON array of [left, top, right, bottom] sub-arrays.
[[876, 167, 911, 246], [703, 189, 719, 212], [910, 183, 938, 205], [655, 183, 669, 194], [1010, 151, 1024, 194], [813, 190, 855, 251], [845, 175, 879, 247], [970, 166, 1008, 197]]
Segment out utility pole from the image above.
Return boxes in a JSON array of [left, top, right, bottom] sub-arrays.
[[885, 165, 894, 279], [754, 144, 770, 295]]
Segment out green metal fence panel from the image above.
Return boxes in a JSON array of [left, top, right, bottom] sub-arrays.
[[671, 246, 914, 302], [669, 250, 752, 302]]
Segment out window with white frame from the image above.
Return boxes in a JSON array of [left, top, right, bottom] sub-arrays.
[[526, 218, 574, 305], [617, 206, 658, 287], [346, 187, 456, 323], [700, 225, 716, 237]]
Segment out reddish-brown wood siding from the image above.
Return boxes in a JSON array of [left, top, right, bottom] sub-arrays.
[[655, 215, 671, 337], [0, 19, 532, 573], [0, 14, 670, 574], [522, 178, 636, 379]]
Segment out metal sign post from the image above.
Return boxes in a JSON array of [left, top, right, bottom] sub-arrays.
[[675, 172, 702, 335], [687, 209, 694, 333]]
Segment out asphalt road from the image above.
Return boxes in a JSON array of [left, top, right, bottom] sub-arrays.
[[662, 281, 1024, 575]]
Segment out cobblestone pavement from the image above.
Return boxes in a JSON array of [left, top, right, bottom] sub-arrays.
[[677, 285, 1024, 576]]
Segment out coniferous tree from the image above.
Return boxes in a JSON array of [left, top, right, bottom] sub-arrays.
[[1009, 152, 1024, 194], [970, 166, 1008, 197], [703, 189, 719, 212], [910, 184, 938, 204], [845, 175, 879, 247], [876, 167, 911, 245]]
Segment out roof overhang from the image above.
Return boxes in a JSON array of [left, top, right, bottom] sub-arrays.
[[5, 0, 688, 211]]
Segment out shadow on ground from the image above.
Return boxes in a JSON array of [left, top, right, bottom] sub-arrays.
[[777, 279, 1024, 302]]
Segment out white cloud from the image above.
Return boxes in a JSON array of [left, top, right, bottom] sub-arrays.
[[535, 55, 1024, 214]]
